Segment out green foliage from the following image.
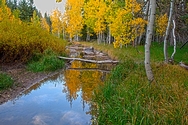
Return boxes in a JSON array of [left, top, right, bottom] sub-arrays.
[[27, 49, 65, 72], [0, 73, 13, 90]]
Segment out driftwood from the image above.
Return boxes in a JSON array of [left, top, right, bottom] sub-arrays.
[[58, 56, 119, 64], [67, 68, 111, 73], [179, 61, 188, 70]]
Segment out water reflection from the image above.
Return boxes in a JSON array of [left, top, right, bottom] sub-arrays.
[[0, 59, 115, 125], [63, 61, 108, 104]]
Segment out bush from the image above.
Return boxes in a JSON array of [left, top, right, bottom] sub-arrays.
[[0, 20, 67, 64]]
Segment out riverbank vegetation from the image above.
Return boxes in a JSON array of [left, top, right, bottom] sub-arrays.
[[0, 73, 13, 90], [0, 0, 67, 90], [82, 41, 188, 124]]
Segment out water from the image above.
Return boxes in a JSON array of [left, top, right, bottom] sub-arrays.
[[0, 61, 114, 125]]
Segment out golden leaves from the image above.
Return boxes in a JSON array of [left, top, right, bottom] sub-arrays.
[[56, 0, 62, 2], [156, 13, 168, 36], [50, 8, 63, 37], [110, 0, 147, 48]]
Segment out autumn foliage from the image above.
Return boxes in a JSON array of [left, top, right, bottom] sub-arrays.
[[51, 0, 147, 47], [0, 1, 66, 64]]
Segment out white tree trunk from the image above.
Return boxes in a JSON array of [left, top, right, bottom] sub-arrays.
[[145, 0, 156, 82], [108, 27, 111, 44], [171, 19, 176, 60], [86, 27, 90, 41], [138, 0, 149, 45], [164, 0, 174, 63]]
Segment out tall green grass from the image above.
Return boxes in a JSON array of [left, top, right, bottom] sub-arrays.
[[0, 73, 13, 90], [27, 49, 65, 72], [81, 41, 188, 124], [94, 60, 188, 125]]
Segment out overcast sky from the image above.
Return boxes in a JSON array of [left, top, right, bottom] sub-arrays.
[[33, 0, 66, 16]]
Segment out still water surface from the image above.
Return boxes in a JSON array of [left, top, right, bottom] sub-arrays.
[[0, 61, 114, 125]]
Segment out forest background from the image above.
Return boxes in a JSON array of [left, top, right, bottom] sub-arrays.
[[1, 0, 188, 124]]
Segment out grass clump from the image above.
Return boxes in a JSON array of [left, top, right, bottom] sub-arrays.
[[80, 42, 188, 124], [94, 60, 188, 125], [27, 49, 65, 72], [0, 73, 13, 90]]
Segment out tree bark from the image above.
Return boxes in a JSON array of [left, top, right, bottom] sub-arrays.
[[144, 0, 156, 82], [164, 0, 174, 63], [138, 0, 149, 45], [171, 19, 176, 60]]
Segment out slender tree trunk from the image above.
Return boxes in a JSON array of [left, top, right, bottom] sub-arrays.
[[164, 0, 174, 63], [69, 34, 72, 42], [145, 0, 156, 82], [63, 27, 65, 40], [58, 30, 60, 38], [108, 27, 111, 44], [171, 19, 176, 60], [86, 27, 90, 41], [138, 0, 149, 45]]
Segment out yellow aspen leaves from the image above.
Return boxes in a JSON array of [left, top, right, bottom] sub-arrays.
[[56, 0, 62, 2], [64, 0, 84, 40], [41, 18, 50, 32], [31, 10, 40, 27], [0, 0, 13, 22], [50, 8, 63, 38], [111, 0, 147, 48], [156, 13, 168, 36]]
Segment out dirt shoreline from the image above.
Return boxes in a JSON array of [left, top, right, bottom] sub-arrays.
[[0, 63, 62, 105]]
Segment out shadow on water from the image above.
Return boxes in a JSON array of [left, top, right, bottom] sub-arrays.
[[0, 45, 117, 125]]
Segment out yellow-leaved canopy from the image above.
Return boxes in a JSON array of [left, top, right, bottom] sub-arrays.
[[111, 0, 147, 48], [56, 0, 62, 2]]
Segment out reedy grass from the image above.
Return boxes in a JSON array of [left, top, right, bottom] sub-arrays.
[[26, 49, 65, 72], [0, 73, 13, 90], [81, 41, 188, 124]]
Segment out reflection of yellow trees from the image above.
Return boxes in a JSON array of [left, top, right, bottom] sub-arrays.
[[81, 71, 103, 102], [63, 61, 104, 103]]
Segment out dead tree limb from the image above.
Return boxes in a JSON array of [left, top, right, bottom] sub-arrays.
[[58, 56, 119, 64], [179, 61, 188, 70], [67, 68, 111, 73]]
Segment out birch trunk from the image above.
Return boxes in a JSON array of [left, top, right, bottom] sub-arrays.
[[138, 0, 149, 45], [164, 0, 174, 63], [145, 0, 156, 82], [86, 27, 90, 41], [171, 19, 176, 60]]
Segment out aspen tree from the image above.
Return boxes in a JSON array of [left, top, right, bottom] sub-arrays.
[[145, 0, 156, 82], [41, 17, 50, 32], [50, 8, 63, 38], [164, 0, 175, 63], [64, 0, 84, 41], [111, 0, 147, 48]]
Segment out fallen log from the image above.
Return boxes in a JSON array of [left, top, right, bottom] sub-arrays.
[[67, 68, 111, 73], [58, 56, 119, 64], [179, 61, 188, 70]]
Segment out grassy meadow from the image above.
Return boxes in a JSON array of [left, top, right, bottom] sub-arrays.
[[81, 41, 188, 125]]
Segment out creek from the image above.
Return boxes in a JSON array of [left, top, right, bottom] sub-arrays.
[[0, 44, 117, 125]]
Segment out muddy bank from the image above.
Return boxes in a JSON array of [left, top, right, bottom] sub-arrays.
[[0, 63, 61, 105]]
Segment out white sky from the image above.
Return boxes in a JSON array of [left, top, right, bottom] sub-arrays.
[[33, 0, 66, 16]]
